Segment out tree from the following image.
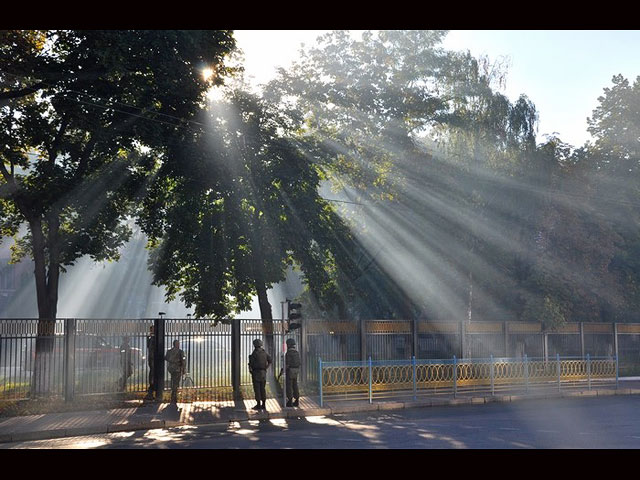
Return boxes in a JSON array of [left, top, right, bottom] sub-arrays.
[[264, 30, 541, 321], [139, 85, 363, 323], [0, 30, 235, 394], [581, 74, 640, 322]]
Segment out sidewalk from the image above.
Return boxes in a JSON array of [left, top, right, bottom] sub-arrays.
[[1, 379, 639, 444]]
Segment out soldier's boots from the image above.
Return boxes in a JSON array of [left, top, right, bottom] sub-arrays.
[[286, 399, 293, 407], [292, 398, 299, 407], [252, 403, 261, 410], [261, 401, 267, 411]]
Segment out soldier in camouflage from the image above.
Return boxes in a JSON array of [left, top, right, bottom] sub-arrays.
[[285, 338, 301, 407], [249, 338, 272, 411], [165, 339, 186, 404]]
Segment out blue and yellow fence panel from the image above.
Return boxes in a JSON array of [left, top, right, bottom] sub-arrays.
[[318, 356, 618, 404]]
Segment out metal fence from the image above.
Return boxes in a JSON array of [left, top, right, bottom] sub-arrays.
[[318, 355, 619, 406], [1, 318, 638, 403]]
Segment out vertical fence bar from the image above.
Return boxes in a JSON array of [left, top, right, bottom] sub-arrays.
[[613, 323, 619, 364], [557, 353, 561, 392], [318, 357, 323, 407], [300, 317, 307, 384], [368, 356, 372, 404], [615, 355, 619, 389], [524, 354, 529, 392], [412, 355, 416, 401], [504, 322, 509, 357], [453, 355, 457, 399], [154, 317, 165, 401], [360, 319, 367, 362], [490, 355, 495, 396], [231, 319, 241, 400], [587, 353, 591, 391], [64, 318, 76, 402], [412, 320, 418, 359]]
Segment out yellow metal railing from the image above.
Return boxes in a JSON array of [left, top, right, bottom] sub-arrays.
[[319, 356, 618, 400]]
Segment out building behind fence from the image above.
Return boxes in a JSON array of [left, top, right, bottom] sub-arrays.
[[1, 318, 639, 402]]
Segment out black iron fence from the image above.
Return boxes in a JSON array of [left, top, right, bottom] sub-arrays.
[[1, 318, 639, 402]]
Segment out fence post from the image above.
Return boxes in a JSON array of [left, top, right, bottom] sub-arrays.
[[615, 355, 619, 390], [580, 322, 585, 358], [524, 354, 529, 392], [318, 358, 323, 407], [231, 319, 241, 400], [412, 355, 416, 401], [368, 356, 372, 404], [64, 318, 76, 403], [453, 355, 457, 399], [490, 355, 495, 396], [557, 353, 561, 393], [412, 319, 418, 359], [504, 322, 509, 357], [154, 316, 165, 401], [613, 322, 619, 366], [300, 317, 307, 384], [587, 353, 591, 391], [360, 319, 367, 362]]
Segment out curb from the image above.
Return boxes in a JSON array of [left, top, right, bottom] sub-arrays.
[[2, 387, 638, 444]]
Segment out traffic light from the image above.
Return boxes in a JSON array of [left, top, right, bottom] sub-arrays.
[[286, 301, 302, 333], [288, 302, 302, 320]]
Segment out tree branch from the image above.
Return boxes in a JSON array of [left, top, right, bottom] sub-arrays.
[[0, 82, 47, 106], [47, 113, 71, 162]]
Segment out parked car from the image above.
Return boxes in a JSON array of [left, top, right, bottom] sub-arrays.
[[26, 335, 143, 371]]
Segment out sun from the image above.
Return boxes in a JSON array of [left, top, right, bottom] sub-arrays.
[[202, 67, 215, 82]]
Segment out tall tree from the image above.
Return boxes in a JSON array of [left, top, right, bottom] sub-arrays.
[[0, 30, 235, 393], [264, 30, 541, 321], [139, 86, 363, 324]]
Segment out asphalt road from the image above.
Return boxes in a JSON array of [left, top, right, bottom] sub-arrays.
[[3, 395, 640, 449]]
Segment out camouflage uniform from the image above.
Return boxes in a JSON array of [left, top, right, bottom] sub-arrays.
[[165, 345, 186, 404], [249, 339, 272, 410], [285, 339, 301, 407]]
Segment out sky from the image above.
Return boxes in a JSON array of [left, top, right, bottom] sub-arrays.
[[234, 30, 640, 148]]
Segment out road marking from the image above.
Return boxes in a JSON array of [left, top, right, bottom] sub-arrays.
[[631, 436, 640, 439], [499, 427, 519, 431]]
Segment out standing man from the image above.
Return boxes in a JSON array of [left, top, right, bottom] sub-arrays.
[[285, 338, 301, 407], [145, 325, 155, 400], [165, 339, 186, 405], [249, 338, 271, 411]]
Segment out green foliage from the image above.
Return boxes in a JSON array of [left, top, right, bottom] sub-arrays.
[[262, 31, 545, 320], [139, 84, 362, 319], [522, 294, 567, 330], [0, 30, 236, 318]]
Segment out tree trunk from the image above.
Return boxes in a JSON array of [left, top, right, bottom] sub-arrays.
[[30, 216, 61, 397], [255, 277, 275, 355]]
